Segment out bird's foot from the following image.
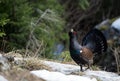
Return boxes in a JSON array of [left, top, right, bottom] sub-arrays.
[[81, 69, 84, 72], [85, 67, 89, 71]]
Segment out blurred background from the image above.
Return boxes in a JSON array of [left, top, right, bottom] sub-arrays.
[[0, 0, 120, 73]]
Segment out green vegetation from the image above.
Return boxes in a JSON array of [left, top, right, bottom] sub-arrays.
[[0, 0, 120, 62], [0, 0, 90, 59], [79, 0, 89, 10], [60, 51, 72, 62], [0, 0, 67, 59]]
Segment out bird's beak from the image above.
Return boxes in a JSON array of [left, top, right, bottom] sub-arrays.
[[71, 29, 74, 32]]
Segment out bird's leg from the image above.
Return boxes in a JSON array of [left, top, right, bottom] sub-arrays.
[[78, 64, 83, 75], [80, 64, 84, 72], [85, 63, 90, 71]]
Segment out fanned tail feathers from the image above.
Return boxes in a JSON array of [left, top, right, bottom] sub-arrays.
[[82, 28, 107, 55]]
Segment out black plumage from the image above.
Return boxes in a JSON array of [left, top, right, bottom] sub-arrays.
[[69, 28, 107, 71], [82, 28, 107, 55]]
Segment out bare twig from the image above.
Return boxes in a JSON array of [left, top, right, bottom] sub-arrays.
[[34, 40, 43, 58], [25, 9, 50, 57], [111, 47, 120, 74]]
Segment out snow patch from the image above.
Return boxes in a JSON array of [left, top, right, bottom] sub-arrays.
[[111, 18, 120, 30], [40, 60, 120, 81], [31, 70, 97, 81], [85, 71, 120, 81], [43, 60, 82, 74], [0, 75, 8, 81]]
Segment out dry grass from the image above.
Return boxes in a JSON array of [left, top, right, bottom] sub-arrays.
[[15, 57, 52, 71], [0, 51, 54, 81], [89, 75, 102, 81], [5, 51, 23, 58], [61, 61, 76, 65], [112, 47, 120, 74], [70, 71, 86, 76], [91, 65, 101, 71], [0, 56, 52, 81], [4, 51, 52, 71]]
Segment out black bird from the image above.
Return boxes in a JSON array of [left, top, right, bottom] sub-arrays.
[[69, 29, 107, 71]]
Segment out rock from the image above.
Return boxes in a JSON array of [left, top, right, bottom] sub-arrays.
[[0, 54, 11, 71], [5, 51, 23, 58]]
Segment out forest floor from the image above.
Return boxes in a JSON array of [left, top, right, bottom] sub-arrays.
[[0, 52, 120, 81]]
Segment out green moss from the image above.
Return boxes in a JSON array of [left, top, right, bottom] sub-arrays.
[[99, 25, 109, 30], [60, 51, 72, 62]]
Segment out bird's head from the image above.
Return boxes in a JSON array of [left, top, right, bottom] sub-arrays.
[[69, 29, 77, 38]]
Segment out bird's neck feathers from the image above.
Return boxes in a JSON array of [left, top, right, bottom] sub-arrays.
[[69, 34, 82, 51]]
